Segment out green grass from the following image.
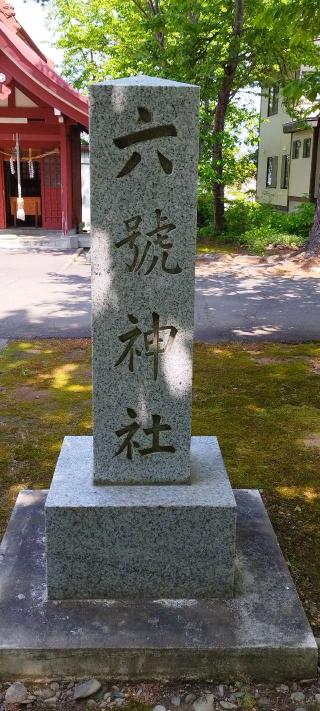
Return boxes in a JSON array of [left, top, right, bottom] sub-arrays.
[[1, 339, 320, 630], [196, 240, 240, 255]]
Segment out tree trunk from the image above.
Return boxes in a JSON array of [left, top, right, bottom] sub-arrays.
[[212, 100, 228, 233], [211, 0, 244, 233], [303, 193, 320, 254]]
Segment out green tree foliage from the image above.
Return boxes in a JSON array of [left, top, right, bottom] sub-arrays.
[[50, 0, 320, 232], [279, 0, 320, 254]]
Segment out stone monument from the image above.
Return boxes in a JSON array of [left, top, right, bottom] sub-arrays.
[[0, 76, 317, 680], [45, 76, 237, 600]]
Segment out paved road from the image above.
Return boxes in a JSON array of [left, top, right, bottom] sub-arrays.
[[195, 254, 320, 343], [0, 250, 91, 338], [0, 250, 319, 342]]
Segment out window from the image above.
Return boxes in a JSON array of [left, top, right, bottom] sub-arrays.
[[267, 86, 279, 116], [266, 156, 278, 188], [303, 137, 312, 158], [292, 140, 301, 159], [280, 155, 289, 189]]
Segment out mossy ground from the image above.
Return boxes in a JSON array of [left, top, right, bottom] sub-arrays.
[[197, 240, 240, 255], [1, 339, 320, 630]]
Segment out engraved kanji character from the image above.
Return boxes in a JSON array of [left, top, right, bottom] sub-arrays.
[[115, 209, 182, 276], [140, 414, 175, 456], [115, 216, 142, 272], [114, 314, 142, 372], [114, 407, 140, 460], [144, 312, 178, 380], [114, 106, 177, 177]]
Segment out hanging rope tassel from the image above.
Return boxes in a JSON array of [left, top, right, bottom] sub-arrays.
[[15, 133, 25, 221], [28, 148, 34, 179], [9, 153, 15, 175]]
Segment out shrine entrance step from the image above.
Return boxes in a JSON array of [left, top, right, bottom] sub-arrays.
[[0, 229, 90, 250]]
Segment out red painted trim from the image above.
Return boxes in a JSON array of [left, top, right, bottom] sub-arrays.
[[0, 137, 60, 145], [0, 124, 60, 135], [0, 54, 88, 125], [0, 6, 48, 64], [0, 160, 6, 228], [17, 30, 48, 64], [7, 81, 15, 107], [0, 107, 55, 117], [0, 24, 89, 128]]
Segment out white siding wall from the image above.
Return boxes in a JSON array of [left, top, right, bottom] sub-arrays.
[[256, 90, 291, 208], [81, 147, 90, 230], [314, 134, 320, 201], [288, 129, 313, 209]]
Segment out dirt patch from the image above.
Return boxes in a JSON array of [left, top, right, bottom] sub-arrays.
[[13, 386, 50, 402], [196, 251, 320, 279], [307, 358, 320, 375], [303, 433, 320, 449], [252, 356, 292, 365], [62, 349, 89, 361]]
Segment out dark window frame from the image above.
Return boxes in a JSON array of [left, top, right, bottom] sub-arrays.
[[267, 86, 279, 116], [303, 137, 312, 158], [292, 140, 301, 159], [280, 154, 289, 189], [266, 156, 278, 188]]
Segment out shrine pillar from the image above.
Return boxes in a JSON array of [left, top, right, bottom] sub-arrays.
[[70, 125, 82, 231], [59, 121, 73, 234]]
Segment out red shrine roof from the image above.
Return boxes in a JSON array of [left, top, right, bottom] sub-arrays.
[[0, 0, 89, 129], [0, 0, 48, 61]]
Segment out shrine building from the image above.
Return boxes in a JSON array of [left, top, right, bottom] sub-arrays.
[[0, 0, 89, 234]]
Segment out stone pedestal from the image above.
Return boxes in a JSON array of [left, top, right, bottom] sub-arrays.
[[0, 487, 317, 681], [45, 436, 236, 600]]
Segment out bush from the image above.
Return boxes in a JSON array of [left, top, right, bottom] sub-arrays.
[[235, 226, 304, 255], [197, 192, 212, 228], [216, 197, 314, 237], [198, 224, 214, 240], [285, 201, 315, 239], [225, 200, 286, 235], [196, 194, 315, 254]]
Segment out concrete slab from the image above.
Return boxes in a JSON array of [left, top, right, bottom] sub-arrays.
[[0, 488, 316, 681], [45, 436, 237, 600]]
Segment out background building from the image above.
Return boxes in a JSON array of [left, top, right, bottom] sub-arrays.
[[0, 0, 89, 235], [256, 85, 320, 211]]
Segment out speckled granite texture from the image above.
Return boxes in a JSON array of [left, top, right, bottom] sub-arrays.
[[45, 436, 236, 600], [1, 489, 317, 680], [90, 76, 199, 483]]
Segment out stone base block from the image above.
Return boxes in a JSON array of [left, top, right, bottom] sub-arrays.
[[0, 488, 317, 681], [45, 436, 237, 599]]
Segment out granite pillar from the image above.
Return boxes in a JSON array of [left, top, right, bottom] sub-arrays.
[[90, 76, 199, 484]]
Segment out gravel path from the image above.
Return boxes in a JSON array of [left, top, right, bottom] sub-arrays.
[[2, 676, 320, 711]]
